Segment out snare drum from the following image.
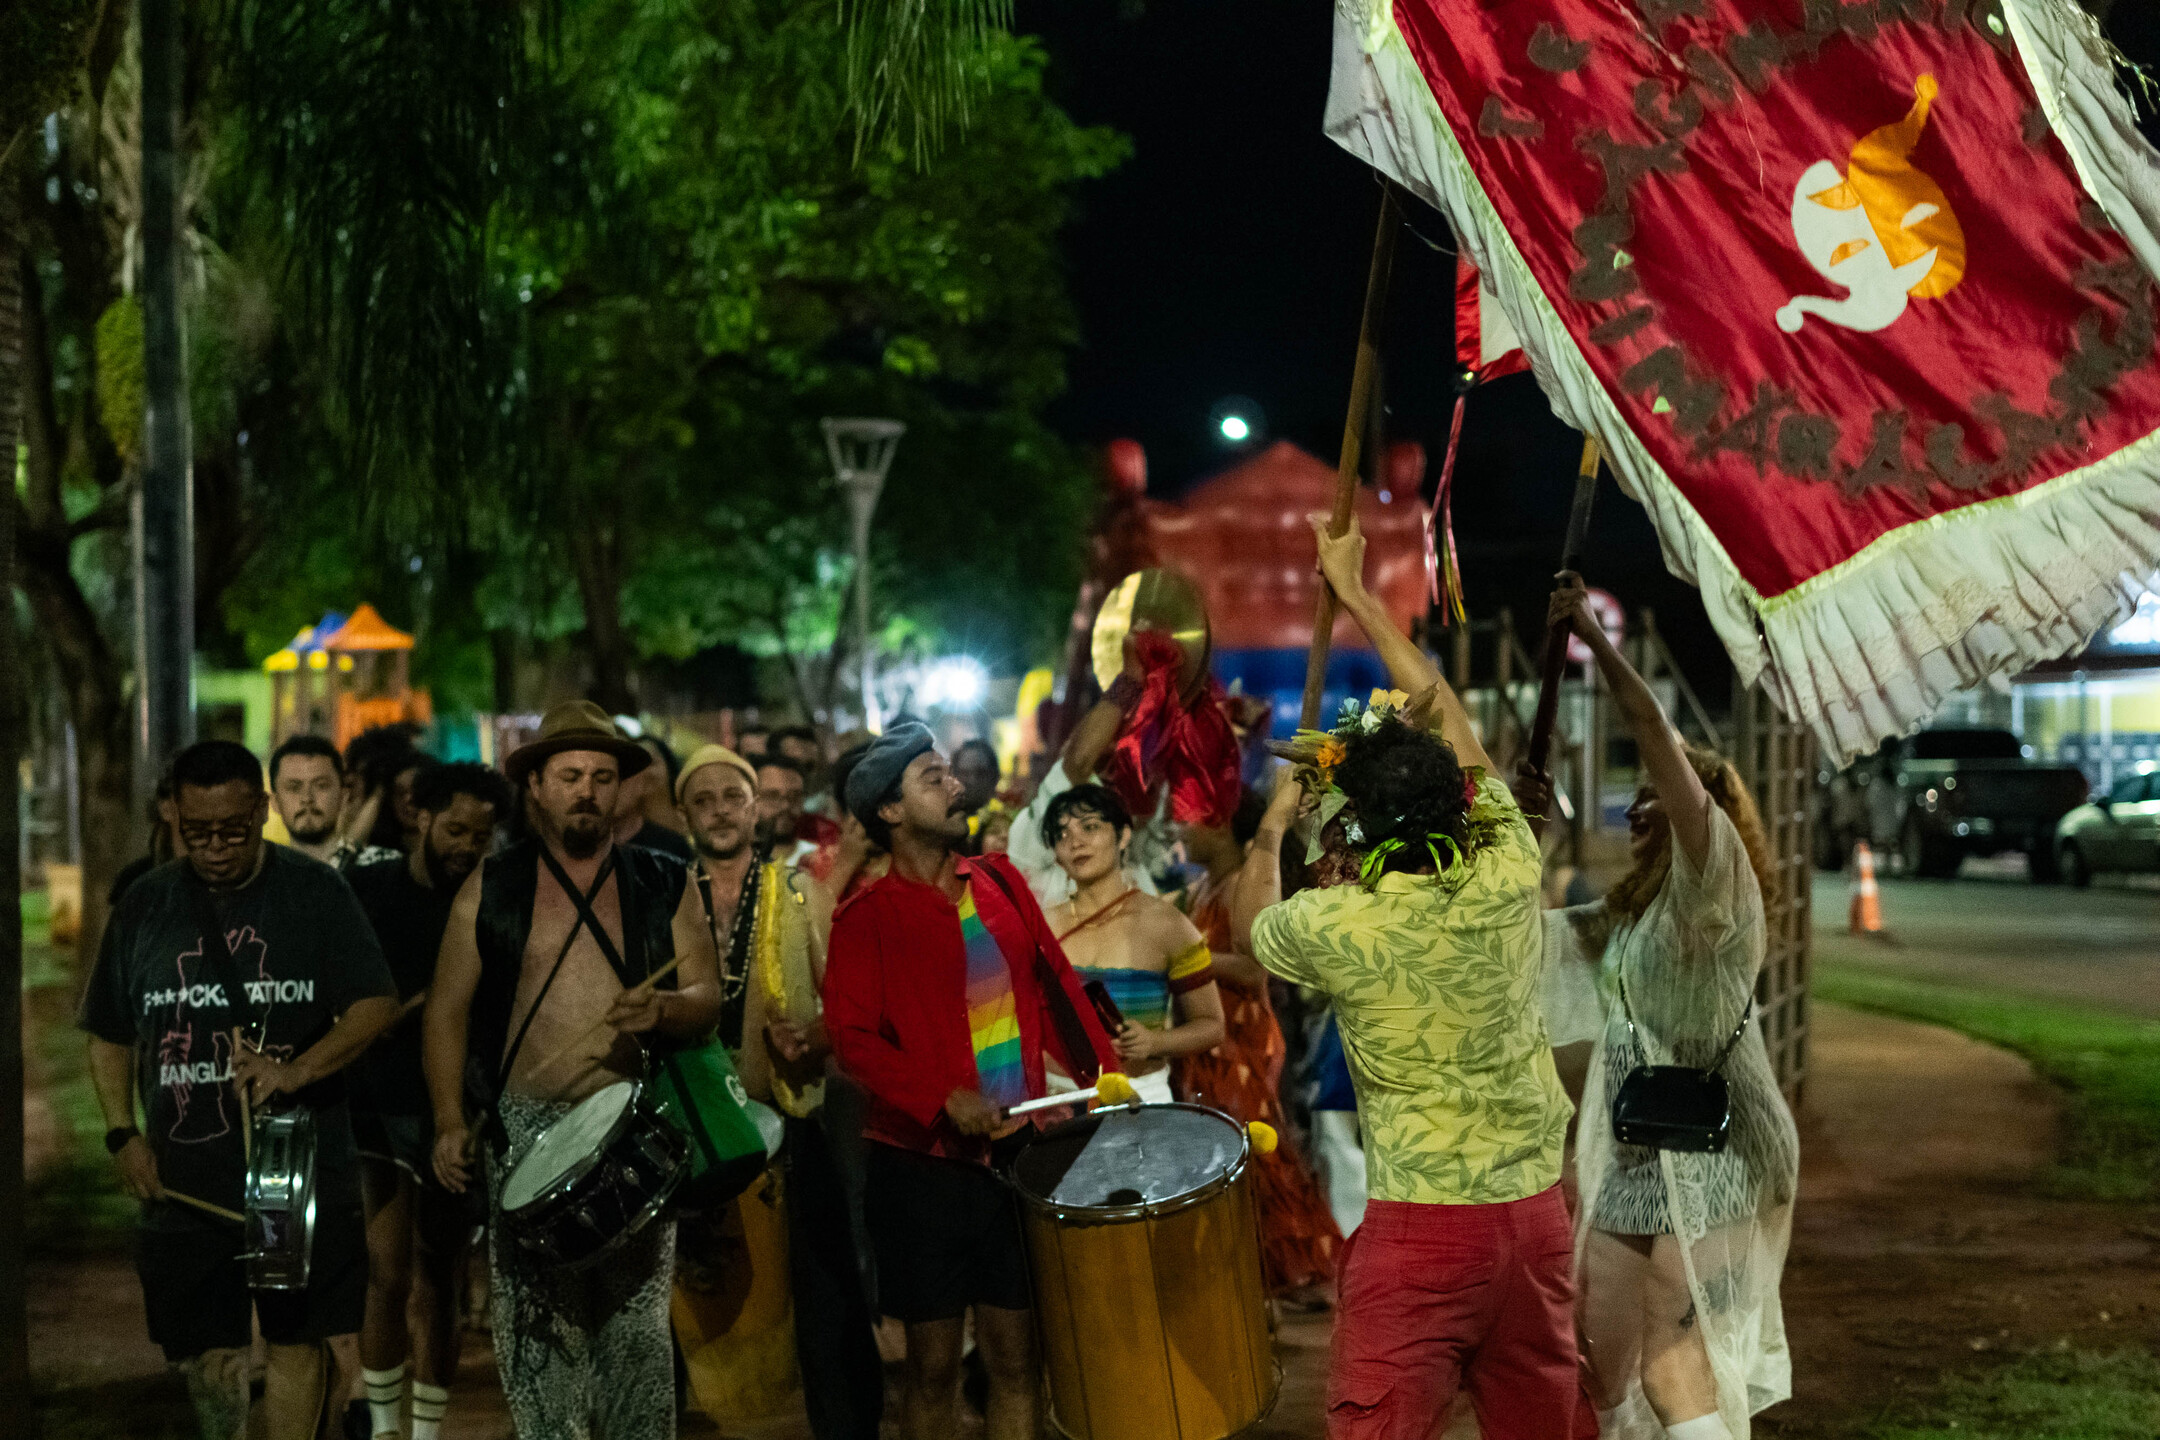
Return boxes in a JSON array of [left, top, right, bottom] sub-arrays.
[[244, 1107, 318, 1292], [1010, 1104, 1276, 1440], [500, 1079, 689, 1270]]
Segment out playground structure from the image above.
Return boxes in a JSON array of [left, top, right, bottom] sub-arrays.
[[264, 603, 433, 748]]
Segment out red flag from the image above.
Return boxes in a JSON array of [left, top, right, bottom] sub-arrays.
[[1329, 0, 2160, 761], [1456, 252, 1530, 383]]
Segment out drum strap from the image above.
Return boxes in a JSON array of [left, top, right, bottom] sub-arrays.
[[539, 845, 643, 990], [495, 849, 621, 1102], [184, 880, 261, 1042], [974, 860, 1103, 1088]]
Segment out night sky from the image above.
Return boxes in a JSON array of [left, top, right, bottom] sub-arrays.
[[1017, 0, 2160, 701]]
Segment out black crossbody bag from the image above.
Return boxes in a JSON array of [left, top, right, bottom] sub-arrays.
[[1610, 962, 1752, 1154]]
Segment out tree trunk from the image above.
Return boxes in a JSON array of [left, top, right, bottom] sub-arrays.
[[8, 10, 118, 1429], [488, 627, 520, 713], [568, 523, 637, 714], [15, 213, 135, 965], [0, 147, 32, 1440]]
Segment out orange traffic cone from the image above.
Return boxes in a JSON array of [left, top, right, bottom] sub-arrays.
[[1848, 841, 1885, 936]]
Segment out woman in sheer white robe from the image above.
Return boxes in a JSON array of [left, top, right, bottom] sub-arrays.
[[1547, 575, 1800, 1440]]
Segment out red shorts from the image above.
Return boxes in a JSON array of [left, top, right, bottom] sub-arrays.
[[1328, 1186, 1583, 1440]]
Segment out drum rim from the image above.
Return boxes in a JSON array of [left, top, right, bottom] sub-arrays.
[[502, 1077, 647, 1216], [1008, 1101, 1250, 1225]]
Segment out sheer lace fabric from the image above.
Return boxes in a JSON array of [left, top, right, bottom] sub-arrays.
[[1559, 803, 1799, 1438]]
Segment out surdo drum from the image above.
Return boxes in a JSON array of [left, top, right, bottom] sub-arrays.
[[1011, 1104, 1276, 1440], [500, 1078, 689, 1269], [244, 1106, 318, 1291]]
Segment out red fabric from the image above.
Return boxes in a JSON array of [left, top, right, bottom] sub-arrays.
[[1454, 253, 1530, 382], [1100, 630, 1242, 828], [823, 852, 1119, 1164], [794, 812, 840, 847], [1328, 1189, 1579, 1440], [1393, 2, 2160, 599], [1172, 879, 1342, 1295]]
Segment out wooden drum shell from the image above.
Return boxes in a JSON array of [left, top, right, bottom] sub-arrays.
[[1022, 1154, 1275, 1440]]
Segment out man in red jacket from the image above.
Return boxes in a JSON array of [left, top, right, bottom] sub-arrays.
[[824, 724, 1118, 1440]]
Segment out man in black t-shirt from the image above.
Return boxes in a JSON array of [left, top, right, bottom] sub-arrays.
[[79, 740, 399, 1440], [345, 762, 509, 1440]]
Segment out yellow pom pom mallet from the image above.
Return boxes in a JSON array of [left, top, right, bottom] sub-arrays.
[[1003, 1070, 1140, 1119], [1246, 1121, 1279, 1155]]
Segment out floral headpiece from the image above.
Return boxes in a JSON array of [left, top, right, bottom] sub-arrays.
[[1268, 686, 1505, 890]]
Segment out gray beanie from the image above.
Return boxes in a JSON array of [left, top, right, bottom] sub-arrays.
[[844, 723, 937, 826]]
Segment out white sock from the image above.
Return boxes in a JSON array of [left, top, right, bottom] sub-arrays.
[[411, 1380, 450, 1440], [1597, 1406, 1623, 1436], [362, 1363, 406, 1437], [1665, 1414, 1733, 1440]]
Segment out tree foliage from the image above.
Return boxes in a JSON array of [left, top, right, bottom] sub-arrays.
[[213, 0, 1123, 713]]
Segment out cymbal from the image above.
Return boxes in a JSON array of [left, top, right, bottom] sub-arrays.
[[1092, 568, 1211, 699]]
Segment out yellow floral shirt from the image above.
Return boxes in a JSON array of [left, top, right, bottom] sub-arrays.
[[1253, 775, 1570, 1205]]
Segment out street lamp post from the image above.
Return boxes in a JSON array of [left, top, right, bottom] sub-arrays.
[[821, 418, 906, 732]]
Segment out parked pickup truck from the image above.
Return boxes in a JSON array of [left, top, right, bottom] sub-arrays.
[[1817, 728, 2090, 881]]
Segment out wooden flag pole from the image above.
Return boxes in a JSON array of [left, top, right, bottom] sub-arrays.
[[1525, 434, 1604, 774], [1300, 185, 1402, 730]]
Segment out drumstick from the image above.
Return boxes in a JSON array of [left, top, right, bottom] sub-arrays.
[[1004, 1071, 1138, 1119], [233, 1028, 252, 1166], [166, 1189, 246, 1224], [522, 951, 693, 1082]]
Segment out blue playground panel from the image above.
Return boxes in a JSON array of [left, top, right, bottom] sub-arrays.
[[1212, 647, 1396, 741]]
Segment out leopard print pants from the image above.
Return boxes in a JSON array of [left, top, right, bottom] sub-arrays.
[[488, 1092, 677, 1439]]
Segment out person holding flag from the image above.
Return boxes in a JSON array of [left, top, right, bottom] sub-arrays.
[[1251, 517, 1579, 1439]]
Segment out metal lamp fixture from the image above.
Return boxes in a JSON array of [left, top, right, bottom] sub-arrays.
[[821, 417, 906, 731]]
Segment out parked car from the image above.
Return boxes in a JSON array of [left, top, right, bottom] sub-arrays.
[[1817, 728, 2090, 881], [2052, 766, 2160, 886]]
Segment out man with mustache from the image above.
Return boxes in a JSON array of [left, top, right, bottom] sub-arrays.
[[676, 745, 883, 1440], [78, 740, 400, 1440], [824, 724, 1120, 1440], [345, 763, 512, 1440], [269, 735, 348, 865], [423, 702, 722, 1439]]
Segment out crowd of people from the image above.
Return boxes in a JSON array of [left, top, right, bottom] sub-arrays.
[[76, 527, 1798, 1440]]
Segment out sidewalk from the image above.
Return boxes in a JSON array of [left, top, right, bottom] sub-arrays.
[[30, 1001, 2158, 1438]]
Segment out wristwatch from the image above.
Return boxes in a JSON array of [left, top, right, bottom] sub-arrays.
[[104, 1126, 141, 1155]]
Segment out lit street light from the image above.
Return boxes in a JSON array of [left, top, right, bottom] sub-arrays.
[[1210, 395, 1264, 448]]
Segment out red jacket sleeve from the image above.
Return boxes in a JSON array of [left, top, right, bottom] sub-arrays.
[[823, 895, 957, 1128], [999, 857, 1121, 1080]]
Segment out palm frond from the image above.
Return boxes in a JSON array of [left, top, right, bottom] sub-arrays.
[[842, 0, 1015, 163], [214, 0, 542, 521]]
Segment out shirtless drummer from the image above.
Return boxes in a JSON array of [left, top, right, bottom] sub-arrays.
[[423, 701, 721, 1438], [1039, 783, 1224, 1104]]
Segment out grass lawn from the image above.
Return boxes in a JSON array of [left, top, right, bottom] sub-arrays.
[[1863, 1349, 2160, 1439], [1812, 963, 2160, 1201]]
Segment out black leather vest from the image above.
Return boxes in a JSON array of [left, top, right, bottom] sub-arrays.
[[469, 838, 689, 1109]]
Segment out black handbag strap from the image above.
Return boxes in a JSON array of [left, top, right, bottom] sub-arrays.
[[183, 877, 260, 1041], [495, 849, 619, 1096], [1617, 960, 1753, 1076], [974, 859, 1103, 1087]]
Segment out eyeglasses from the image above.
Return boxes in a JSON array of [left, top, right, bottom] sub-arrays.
[[179, 821, 257, 850]]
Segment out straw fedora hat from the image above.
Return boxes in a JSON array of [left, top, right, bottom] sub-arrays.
[[504, 700, 654, 786]]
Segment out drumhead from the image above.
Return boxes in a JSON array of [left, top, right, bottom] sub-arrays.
[[745, 1100, 785, 1159], [503, 1082, 635, 1210], [1010, 1104, 1243, 1211]]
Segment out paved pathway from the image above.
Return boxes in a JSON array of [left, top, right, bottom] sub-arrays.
[[1812, 866, 2160, 1018]]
